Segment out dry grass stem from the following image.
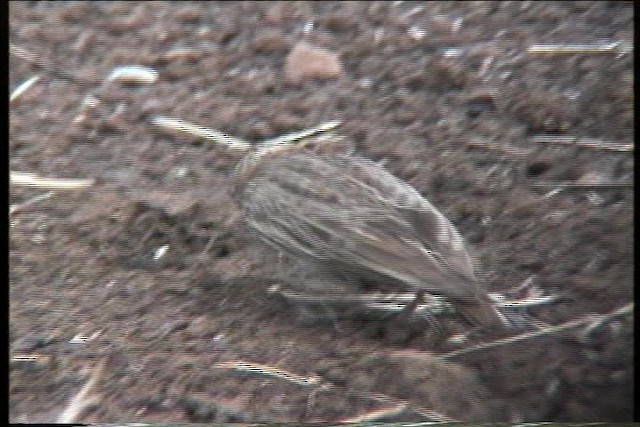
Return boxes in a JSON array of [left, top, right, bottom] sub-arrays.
[[259, 120, 342, 148], [10, 171, 94, 189], [213, 361, 323, 386], [530, 135, 633, 152], [10, 44, 41, 64], [494, 294, 559, 308], [440, 303, 633, 360], [150, 115, 251, 151], [339, 403, 409, 423], [11, 354, 52, 364], [106, 65, 158, 85], [56, 359, 106, 423], [465, 139, 533, 157], [10, 191, 54, 215], [213, 359, 457, 422], [531, 181, 633, 189], [339, 389, 458, 423], [527, 41, 632, 55], [10, 75, 41, 104], [10, 44, 90, 84], [579, 302, 634, 339]]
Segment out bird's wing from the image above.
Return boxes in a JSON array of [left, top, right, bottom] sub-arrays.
[[244, 155, 482, 300], [331, 155, 479, 283]]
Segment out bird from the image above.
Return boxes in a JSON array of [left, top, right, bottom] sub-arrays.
[[232, 139, 507, 328]]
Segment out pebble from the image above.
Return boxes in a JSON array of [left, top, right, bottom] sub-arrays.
[[284, 42, 343, 84]]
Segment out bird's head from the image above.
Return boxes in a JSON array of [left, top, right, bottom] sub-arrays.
[[231, 127, 353, 197]]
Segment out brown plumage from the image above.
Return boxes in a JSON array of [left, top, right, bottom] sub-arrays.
[[234, 147, 506, 328]]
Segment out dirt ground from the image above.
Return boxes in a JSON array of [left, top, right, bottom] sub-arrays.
[[9, 1, 634, 424]]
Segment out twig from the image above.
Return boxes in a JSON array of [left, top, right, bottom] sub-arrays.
[[465, 139, 532, 157], [530, 135, 633, 152], [339, 402, 457, 424], [259, 120, 342, 148], [530, 181, 633, 189], [339, 403, 409, 423], [10, 75, 41, 104], [11, 354, 52, 364], [493, 294, 559, 308], [527, 42, 633, 55], [10, 191, 54, 215], [440, 303, 633, 360], [213, 360, 323, 386], [579, 302, 634, 339], [340, 390, 458, 423], [214, 359, 458, 422], [150, 116, 344, 157], [269, 285, 447, 304], [10, 171, 94, 189], [10, 44, 93, 84], [150, 115, 251, 151], [56, 359, 106, 423]]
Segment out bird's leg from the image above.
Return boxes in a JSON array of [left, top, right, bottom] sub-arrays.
[[384, 290, 443, 333], [395, 290, 425, 320]]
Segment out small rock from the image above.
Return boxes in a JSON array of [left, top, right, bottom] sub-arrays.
[[577, 171, 608, 185], [254, 29, 289, 54], [284, 42, 343, 84]]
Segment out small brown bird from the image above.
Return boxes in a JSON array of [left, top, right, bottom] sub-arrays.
[[233, 142, 506, 328]]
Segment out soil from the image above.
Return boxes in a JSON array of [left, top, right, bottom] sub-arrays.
[[9, 1, 634, 423]]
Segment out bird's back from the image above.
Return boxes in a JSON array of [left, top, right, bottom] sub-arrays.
[[240, 153, 486, 302]]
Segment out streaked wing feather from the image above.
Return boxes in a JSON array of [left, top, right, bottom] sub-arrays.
[[243, 154, 482, 300], [333, 155, 478, 282], [325, 218, 481, 299]]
